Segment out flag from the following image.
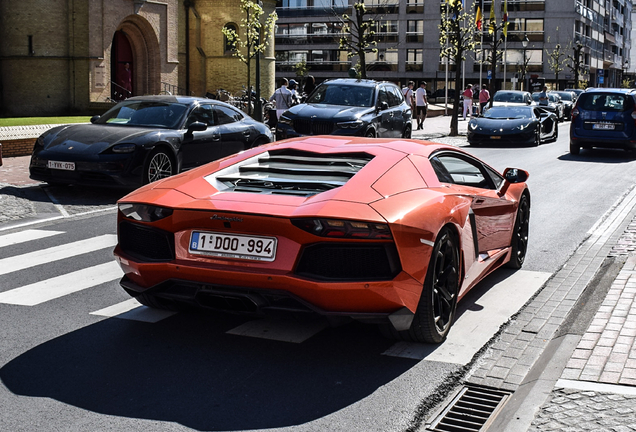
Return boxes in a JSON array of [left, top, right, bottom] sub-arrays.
[[475, 0, 483, 30], [502, 0, 508, 37], [488, 0, 496, 34]]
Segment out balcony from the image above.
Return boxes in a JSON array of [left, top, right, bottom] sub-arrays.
[[276, 6, 348, 18]]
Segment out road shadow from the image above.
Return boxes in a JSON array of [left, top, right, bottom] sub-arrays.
[[0, 312, 424, 431], [558, 148, 636, 163]]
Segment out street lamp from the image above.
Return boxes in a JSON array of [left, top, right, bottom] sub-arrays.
[[254, 0, 263, 122], [521, 34, 529, 91]]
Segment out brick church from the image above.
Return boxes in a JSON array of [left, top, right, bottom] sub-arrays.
[[0, 0, 276, 117]]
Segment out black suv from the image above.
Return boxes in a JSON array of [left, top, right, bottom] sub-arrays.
[[275, 79, 412, 140], [570, 88, 636, 155]]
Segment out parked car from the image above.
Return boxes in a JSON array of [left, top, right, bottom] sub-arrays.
[[432, 88, 455, 100], [531, 92, 565, 121], [114, 136, 530, 343], [488, 91, 533, 111], [565, 88, 585, 98], [570, 88, 636, 155], [275, 79, 412, 140], [553, 91, 577, 119], [468, 105, 558, 146], [29, 96, 273, 188]]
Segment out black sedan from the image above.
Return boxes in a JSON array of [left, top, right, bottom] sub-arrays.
[[275, 78, 412, 140], [467, 105, 558, 146], [29, 96, 273, 188]]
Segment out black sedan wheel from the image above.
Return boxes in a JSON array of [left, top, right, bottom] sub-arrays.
[[144, 149, 175, 184], [402, 124, 412, 139], [506, 193, 530, 269]]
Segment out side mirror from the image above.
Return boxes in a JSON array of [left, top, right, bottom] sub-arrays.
[[499, 168, 529, 196], [378, 101, 389, 111], [504, 168, 529, 183], [187, 121, 207, 133], [90, 115, 100, 124]]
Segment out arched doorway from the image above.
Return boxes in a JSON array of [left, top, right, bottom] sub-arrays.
[[111, 15, 161, 99], [111, 30, 133, 100]]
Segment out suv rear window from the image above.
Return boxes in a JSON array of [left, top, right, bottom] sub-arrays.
[[578, 93, 633, 112]]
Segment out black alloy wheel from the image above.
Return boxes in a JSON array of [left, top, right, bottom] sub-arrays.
[[388, 227, 460, 344], [144, 148, 175, 184], [365, 129, 376, 138], [552, 123, 559, 142], [506, 193, 530, 269], [403, 124, 412, 139]]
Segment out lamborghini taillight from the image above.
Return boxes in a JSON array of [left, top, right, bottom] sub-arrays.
[[291, 218, 393, 239]]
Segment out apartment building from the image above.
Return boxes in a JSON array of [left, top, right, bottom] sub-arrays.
[[274, 0, 632, 92]]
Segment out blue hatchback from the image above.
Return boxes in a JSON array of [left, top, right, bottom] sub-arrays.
[[570, 88, 636, 155]]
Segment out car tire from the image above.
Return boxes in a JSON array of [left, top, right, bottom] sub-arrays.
[[402, 124, 412, 139], [569, 141, 580, 155], [506, 193, 530, 269], [382, 227, 459, 344], [552, 123, 559, 142], [144, 148, 175, 184], [135, 292, 180, 310], [365, 129, 376, 138]]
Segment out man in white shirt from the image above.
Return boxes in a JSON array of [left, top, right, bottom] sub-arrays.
[[270, 78, 295, 119], [402, 81, 415, 114], [415, 81, 428, 130]]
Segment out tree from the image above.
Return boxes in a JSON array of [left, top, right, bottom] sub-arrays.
[[567, 40, 585, 90], [294, 59, 308, 80], [439, 0, 476, 136], [338, 1, 377, 79], [545, 39, 568, 90], [222, 0, 277, 116]]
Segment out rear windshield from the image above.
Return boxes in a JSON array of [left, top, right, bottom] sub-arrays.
[[578, 93, 633, 112]]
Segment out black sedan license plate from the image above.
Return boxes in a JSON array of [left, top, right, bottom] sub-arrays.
[[593, 123, 615, 130], [490, 136, 502, 139], [189, 231, 277, 261], [47, 160, 75, 171]]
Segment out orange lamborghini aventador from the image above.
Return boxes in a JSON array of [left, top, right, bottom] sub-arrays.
[[114, 136, 530, 343]]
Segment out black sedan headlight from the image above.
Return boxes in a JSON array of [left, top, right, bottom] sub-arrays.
[[336, 120, 364, 130], [278, 115, 292, 126], [112, 143, 137, 153]]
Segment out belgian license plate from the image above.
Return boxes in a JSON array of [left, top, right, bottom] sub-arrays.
[[490, 135, 502, 139], [189, 231, 277, 261], [593, 123, 615, 130], [47, 160, 75, 171]]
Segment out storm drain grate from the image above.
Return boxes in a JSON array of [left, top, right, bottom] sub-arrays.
[[426, 384, 511, 432]]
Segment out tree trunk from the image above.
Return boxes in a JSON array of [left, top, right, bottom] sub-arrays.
[[449, 54, 463, 136]]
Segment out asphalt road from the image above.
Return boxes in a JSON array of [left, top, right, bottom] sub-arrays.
[[2, 121, 636, 431]]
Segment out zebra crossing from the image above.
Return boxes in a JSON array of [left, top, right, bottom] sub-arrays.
[[0, 228, 551, 363], [0, 228, 173, 322]]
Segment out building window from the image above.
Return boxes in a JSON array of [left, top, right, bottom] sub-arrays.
[[406, 49, 422, 71], [406, 20, 423, 43], [224, 23, 238, 54]]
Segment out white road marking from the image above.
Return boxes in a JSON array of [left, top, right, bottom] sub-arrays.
[[227, 318, 328, 343], [383, 270, 552, 364], [90, 298, 177, 323], [0, 260, 123, 306], [0, 229, 64, 249], [0, 234, 117, 276]]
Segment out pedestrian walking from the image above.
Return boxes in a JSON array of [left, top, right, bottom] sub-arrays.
[[415, 81, 428, 130], [479, 84, 490, 114], [402, 81, 416, 115], [462, 84, 474, 120], [269, 78, 295, 120]]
